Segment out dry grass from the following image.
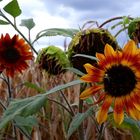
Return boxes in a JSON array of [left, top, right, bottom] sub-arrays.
[[0, 62, 133, 140]]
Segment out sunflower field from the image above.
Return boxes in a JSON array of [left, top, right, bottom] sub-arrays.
[[0, 0, 140, 140]]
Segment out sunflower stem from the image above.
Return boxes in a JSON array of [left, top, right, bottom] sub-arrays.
[[47, 97, 74, 117], [78, 83, 87, 140], [99, 16, 133, 28], [0, 10, 38, 55], [59, 90, 75, 116], [98, 123, 104, 140]]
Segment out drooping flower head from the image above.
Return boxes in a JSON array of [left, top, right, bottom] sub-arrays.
[[36, 46, 70, 75], [0, 33, 33, 77], [80, 40, 140, 124], [68, 28, 119, 73]]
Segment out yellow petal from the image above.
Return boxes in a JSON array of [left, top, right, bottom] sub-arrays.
[[104, 44, 115, 57], [96, 53, 105, 61], [80, 85, 102, 100], [125, 96, 140, 120], [83, 63, 95, 74], [97, 95, 113, 124], [114, 97, 124, 125], [131, 92, 140, 111], [123, 40, 137, 55], [81, 74, 102, 82]]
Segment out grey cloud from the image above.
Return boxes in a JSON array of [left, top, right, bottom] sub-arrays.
[[42, 0, 135, 26]]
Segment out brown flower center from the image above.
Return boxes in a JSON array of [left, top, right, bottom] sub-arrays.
[[3, 47, 21, 63], [103, 64, 137, 97]]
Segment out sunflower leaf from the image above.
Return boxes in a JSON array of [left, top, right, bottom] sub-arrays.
[[0, 80, 83, 129], [118, 118, 140, 140], [0, 19, 9, 25], [67, 107, 94, 139], [65, 67, 85, 76], [0, 95, 46, 129], [33, 28, 79, 44], [14, 116, 38, 138], [73, 54, 99, 61], [24, 82, 45, 93], [20, 18, 35, 30], [3, 0, 21, 18], [44, 80, 83, 95], [109, 116, 140, 140]]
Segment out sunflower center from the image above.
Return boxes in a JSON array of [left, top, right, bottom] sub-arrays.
[[3, 48, 21, 63], [103, 64, 137, 97]]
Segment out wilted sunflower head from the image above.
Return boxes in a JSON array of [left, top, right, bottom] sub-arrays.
[[68, 28, 119, 73], [80, 40, 140, 125], [128, 18, 140, 43], [0, 33, 33, 77], [36, 46, 70, 75]]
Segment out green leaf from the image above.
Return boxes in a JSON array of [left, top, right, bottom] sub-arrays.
[[111, 21, 123, 30], [119, 118, 140, 140], [0, 19, 9, 25], [33, 28, 79, 44], [24, 82, 45, 93], [73, 54, 99, 61], [65, 67, 85, 76], [14, 116, 38, 137], [67, 107, 94, 138], [109, 116, 140, 140], [0, 80, 83, 129], [44, 80, 84, 95], [3, 0, 21, 18], [0, 95, 46, 129], [20, 18, 35, 30]]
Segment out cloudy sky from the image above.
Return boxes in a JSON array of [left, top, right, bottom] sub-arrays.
[[0, 0, 140, 50]]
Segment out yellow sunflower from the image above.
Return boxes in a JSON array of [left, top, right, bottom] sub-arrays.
[[0, 34, 33, 77], [80, 40, 140, 125]]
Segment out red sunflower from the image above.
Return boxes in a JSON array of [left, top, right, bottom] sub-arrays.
[[80, 40, 140, 124], [0, 34, 33, 77]]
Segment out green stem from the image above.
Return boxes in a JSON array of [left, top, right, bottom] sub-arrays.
[[0, 10, 38, 55], [99, 16, 133, 28], [59, 90, 75, 116], [47, 97, 73, 117], [98, 123, 104, 140], [28, 29, 31, 43], [78, 83, 87, 140]]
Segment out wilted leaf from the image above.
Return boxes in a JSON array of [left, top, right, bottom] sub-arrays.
[[67, 107, 94, 138], [20, 18, 35, 30], [3, 0, 21, 18]]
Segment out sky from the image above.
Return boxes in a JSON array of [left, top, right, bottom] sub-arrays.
[[0, 0, 140, 50]]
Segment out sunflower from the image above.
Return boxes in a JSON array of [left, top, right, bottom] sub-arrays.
[[0, 34, 33, 77], [80, 40, 140, 125]]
